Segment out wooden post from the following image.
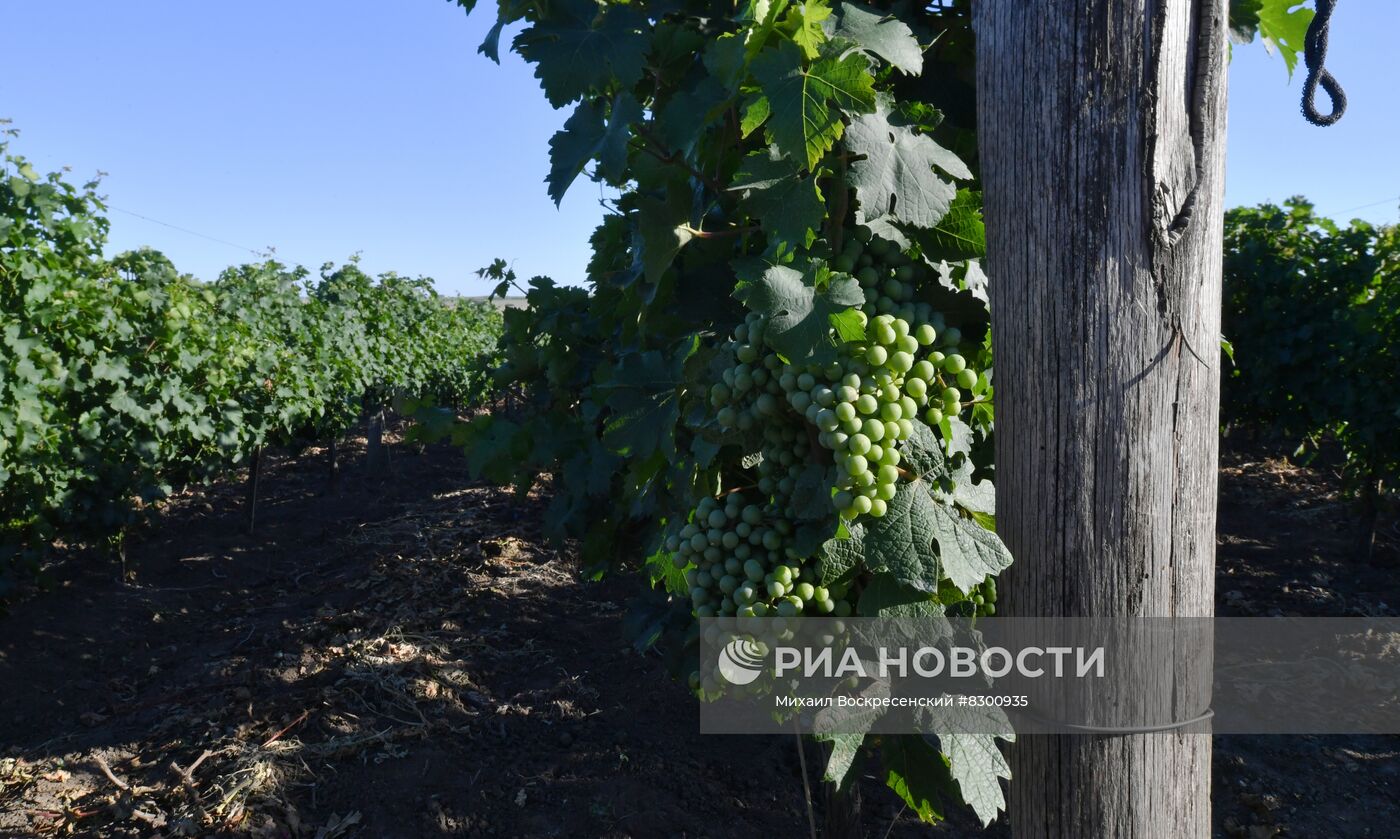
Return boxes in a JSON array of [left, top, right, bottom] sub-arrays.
[[822, 779, 861, 839], [975, 0, 1227, 835]]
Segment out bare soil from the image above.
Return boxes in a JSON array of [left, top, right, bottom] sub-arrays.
[[0, 435, 1395, 838]]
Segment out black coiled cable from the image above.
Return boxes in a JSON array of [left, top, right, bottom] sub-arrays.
[[1302, 0, 1347, 126]]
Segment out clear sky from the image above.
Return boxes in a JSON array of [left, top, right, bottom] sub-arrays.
[[2, 1, 1396, 295]]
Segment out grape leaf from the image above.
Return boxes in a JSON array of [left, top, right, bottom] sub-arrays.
[[829, 1, 923, 76], [862, 481, 940, 592], [938, 413, 974, 458], [906, 189, 986, 261], [476, 0, 530, 62], [740, 94, 772, 138], [792, 517, 842, 558], [730, 147, 825, 249], [959, 260, 989, 304], [546, 94, 642, 205], [861, 215, 910, 249], [752, 40, 877, 170], [596, 338, 698, 459], [513, 1, 650, 108], [940, 454, 995, 515], [845, 99, 968, 229], [899, 421, 950, 481], [1228, 0, 1263, 44], [1256, 0, 1314, 77], [828, 307, 867, 343], [703, 32, 749, 90], [784, 0, 833, 59], [644, 544, 690, 594], [817, 520, 865, 586], [812, 682, 890, 788], [919, 706, 1015, 828], [880, 735, 956, 823], [736, 265, 864, 361], [787, 462, 836, 520], [815, 732, 865, 790], [659, 77, 730, 151], [741, 0, 794, 61], [857, 571, 943, 617], [633, 184, 696, 285], [928, 502, 1012, 594]]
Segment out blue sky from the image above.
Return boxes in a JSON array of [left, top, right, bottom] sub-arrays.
[[2, 1, 1396, 295]]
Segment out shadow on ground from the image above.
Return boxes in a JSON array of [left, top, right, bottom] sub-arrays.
[[1, 435, 1395, 837]]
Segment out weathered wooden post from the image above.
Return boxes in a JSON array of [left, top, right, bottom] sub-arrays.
[[975, 1, 1227, 834]]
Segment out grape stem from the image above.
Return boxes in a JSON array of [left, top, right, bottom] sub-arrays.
[[633, 125, 728, 195], [793, 720, 819, 839]]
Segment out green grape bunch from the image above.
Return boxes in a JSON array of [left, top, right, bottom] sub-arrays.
[[668, 492, 854, 619], [711, 226, 989, 526]]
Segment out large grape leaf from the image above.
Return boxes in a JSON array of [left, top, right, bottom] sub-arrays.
[[928, 502, 1012, 594], [736, 265, 863, 361], [546, 94, 642, 205], [919, 706, 1015, 828], [828, 1, 923, 75], [730, 147, 825, 250], [752, 40, 877, 170], [845, 100, 968, 229], [513, 1, 650, 107]]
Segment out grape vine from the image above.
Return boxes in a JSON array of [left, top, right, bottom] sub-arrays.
[[0, 135, 503, 593], [1222, 199, 1398, 555], [451, 0, 1014, 826]]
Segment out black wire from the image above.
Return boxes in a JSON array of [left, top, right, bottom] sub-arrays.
[[1302, 0, 1347, 126], [1013, 707, 1215, 735]]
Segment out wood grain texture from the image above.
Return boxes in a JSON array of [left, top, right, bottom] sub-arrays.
[[973, 1, 1227, 836]]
